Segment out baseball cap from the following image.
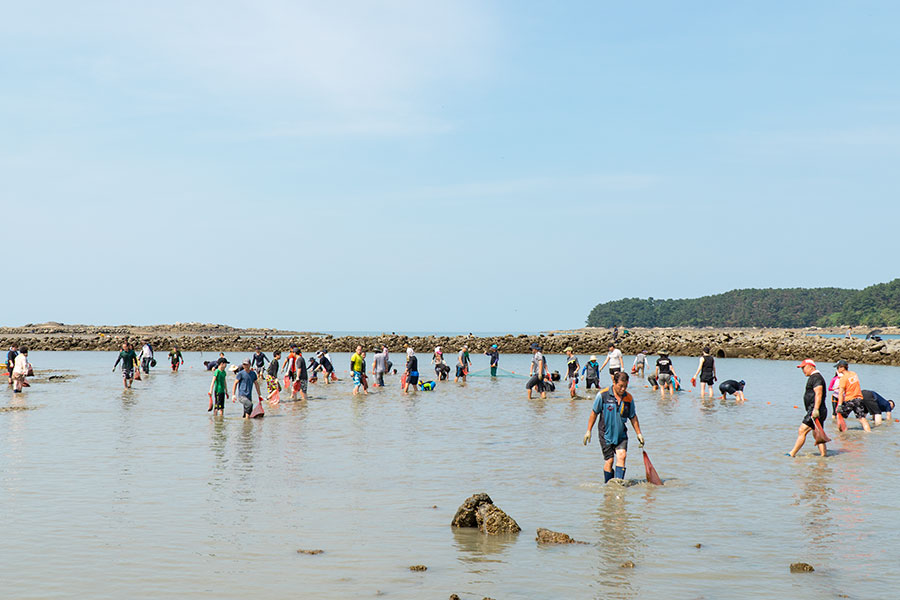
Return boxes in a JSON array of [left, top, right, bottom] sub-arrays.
[[564, 346, 574, 353], [834, 359, 849, 369], [530, 343, 541, 350], [242, 359, 251, 365], [796, 359, 816, 369]]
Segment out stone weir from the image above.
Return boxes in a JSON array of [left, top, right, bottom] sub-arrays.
[[2, 328, 899, 367]]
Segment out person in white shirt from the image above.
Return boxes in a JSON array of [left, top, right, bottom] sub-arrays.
[[138, 340, 155, 374], [11, 346, 29, 393], [599, 343, 625, 379]]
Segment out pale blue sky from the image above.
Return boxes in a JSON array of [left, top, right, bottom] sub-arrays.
[[3, 1, 898, 331]]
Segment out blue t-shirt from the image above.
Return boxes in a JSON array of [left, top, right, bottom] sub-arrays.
[[236, 369, 257, 398], [592, 387, 636, 446]]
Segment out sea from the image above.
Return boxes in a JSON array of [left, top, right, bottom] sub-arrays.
[[2, 351, 898, 599]]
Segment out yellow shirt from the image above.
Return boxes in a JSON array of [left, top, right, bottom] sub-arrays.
[[350, 352, 364, 373]]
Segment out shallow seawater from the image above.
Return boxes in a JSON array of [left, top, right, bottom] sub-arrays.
[[2, 351, 899, 599]]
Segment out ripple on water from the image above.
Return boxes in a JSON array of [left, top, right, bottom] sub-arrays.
[[1, 351, 898, 599]]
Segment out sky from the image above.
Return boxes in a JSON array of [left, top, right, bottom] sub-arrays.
[[2, 1, 899, 332]]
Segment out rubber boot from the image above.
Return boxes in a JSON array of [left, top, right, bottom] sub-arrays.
[[603, 470, 614, 483], [615, 466, 626, 480]]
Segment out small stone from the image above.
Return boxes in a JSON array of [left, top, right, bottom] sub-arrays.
[[409, 565, 427, 571], [536, 527, 585, 544], [450, 595, 460, 600], [790, 562, 814, 573], [296, 549, 323, 555], [695, 543, 702, 548], [620, 560, 635, 568]]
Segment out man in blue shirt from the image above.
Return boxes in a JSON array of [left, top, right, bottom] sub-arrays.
[[583, 372, 645, 483], [485, 344, 500, 377], [231, 359, 264, 418]]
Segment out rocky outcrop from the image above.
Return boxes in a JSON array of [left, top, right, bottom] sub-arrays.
[[451, 493, 520, 535], [476, 503, 521, 535], [5, 325, 900, 366], [790, 562, 815, 573]]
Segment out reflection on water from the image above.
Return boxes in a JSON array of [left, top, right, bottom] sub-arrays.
[[1, 352, 899, 599], [452, 527, 517, 560], [594, 488, 640, 599]]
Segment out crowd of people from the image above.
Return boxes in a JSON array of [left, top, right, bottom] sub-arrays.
[[9, 337, 891, 482]]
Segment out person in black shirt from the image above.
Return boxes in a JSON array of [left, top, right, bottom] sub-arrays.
[[564, 347, 580, 398], [654, 352, 677, 395], [6, 343, 18, 385], [718, 379, 746, 402], [250, 348, 269, 372], [403, 347, 419, 395], [691, 347, 717, 398], [294, 350, 309, 400], [788, 359, 828, 457]]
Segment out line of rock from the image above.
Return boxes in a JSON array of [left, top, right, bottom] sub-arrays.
[[1, 328, 898, 366]]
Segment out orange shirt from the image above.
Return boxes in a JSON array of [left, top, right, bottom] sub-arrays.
[[839, 370, 863, 401]]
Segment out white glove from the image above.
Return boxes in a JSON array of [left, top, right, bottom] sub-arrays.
[[583, 431, 591, 445], [637, 433, 645, 447]]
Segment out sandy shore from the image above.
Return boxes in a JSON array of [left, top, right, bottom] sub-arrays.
[[2, 323, 899, 367]]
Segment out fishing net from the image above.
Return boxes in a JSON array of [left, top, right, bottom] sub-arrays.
[[467, 367, 528, 379]]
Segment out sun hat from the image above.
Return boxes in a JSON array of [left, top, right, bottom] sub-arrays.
[[564, 346, 574, 353], [589, 355, 597, 361]]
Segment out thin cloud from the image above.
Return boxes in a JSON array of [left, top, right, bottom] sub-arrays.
[[410, 174, 660, 201], [2, 1, 495, 113]]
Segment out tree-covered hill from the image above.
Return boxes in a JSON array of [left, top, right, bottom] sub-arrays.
[[586, 280, 900, 327]]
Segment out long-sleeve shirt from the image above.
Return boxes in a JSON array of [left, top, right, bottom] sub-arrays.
[[12, 354, 28, 376]]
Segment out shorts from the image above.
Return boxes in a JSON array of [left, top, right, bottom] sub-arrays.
[[609, 367, 622, 377], [586, 377, 600, 389], [658, 373, 672, 385], [801, 403, 827, 428], [647, 375, 659, 387], [214, 391, 225, 410], [700, 375, 714, 385], [288, 370, 297, 381], [238, 395, 253, 416], [294, 379, 308, 393], [456, 365, 466, 378], [838, 398, 867, 419], [406, 373, 419, 386], [600, 436, 628, 461], [861, 394, 881, 416], [352, 371, 363, 385], [375, 371, 385, 386], [719, 382, 739, 395], [526, 375, 545, 392], [123, 368, 134, 380]]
